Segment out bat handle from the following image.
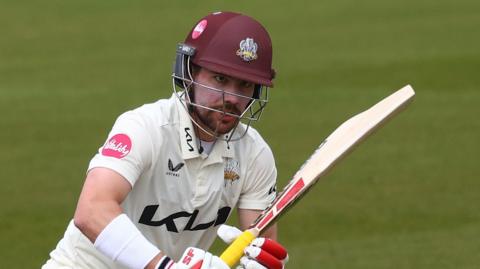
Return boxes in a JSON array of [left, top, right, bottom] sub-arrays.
[[219, 230, 256, 267]]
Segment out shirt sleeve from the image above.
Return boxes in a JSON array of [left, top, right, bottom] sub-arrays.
[[237, 145, 277, 210], [87, 111, 154, 187]]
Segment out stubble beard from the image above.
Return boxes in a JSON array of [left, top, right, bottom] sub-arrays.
[[192, 106, 240, 139]]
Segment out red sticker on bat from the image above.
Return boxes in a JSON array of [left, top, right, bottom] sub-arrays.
[[256, 211, 274, 230], [102, 134, 132, 159], [254, 178, 306, 230], [276, 178, 305, 210]]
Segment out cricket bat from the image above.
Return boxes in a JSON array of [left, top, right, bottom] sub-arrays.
[[219, 85, 416, 267]]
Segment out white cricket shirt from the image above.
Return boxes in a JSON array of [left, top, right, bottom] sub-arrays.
[[45, 93, 277, 269]]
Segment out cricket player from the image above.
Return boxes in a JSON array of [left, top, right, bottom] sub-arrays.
[[42, 11, 289, 269]]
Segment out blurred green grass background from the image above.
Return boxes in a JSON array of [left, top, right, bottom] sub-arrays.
[[1, 0, 479, 268]]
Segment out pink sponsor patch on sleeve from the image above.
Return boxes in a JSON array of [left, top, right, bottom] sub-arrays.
[[102, 133, 132, 159]]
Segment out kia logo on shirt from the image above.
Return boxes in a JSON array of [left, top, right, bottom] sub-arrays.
[[184, 128, 194, 152], [139, 206, 231, 232]]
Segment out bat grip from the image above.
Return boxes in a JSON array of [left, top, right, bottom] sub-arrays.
[[219, 230, 256, 267]]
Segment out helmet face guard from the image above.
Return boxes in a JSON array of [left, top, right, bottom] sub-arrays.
[[171, 12, 275, 142], [172, 43, 269, 141]]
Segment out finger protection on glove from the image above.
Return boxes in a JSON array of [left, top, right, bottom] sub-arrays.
[[251, 238, 288, 262], [217, 224, 243, 244]]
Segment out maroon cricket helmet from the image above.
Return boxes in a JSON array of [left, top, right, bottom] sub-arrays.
[[183, 11, 275, 87]]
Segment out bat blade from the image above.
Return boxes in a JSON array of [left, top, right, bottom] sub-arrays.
[[220, 85, 415, 267]]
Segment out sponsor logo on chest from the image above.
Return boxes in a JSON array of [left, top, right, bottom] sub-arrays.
[[166, 158, 184, 177], [139, 205, 231, 232]]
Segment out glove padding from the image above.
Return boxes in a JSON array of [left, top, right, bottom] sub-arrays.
[[217, 225, 289, 269], [159, 247, 229, 269]]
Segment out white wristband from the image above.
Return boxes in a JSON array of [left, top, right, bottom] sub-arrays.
[[94, 214, 160, 269]]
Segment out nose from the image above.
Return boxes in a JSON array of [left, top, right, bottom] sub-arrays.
[[222, 84, 244, 106]]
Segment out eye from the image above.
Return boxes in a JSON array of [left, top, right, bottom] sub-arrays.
[[214, 75, 227, 83], [241, 81, 254, 89]]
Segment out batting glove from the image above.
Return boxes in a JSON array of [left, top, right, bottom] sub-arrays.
[[156, 247, 229, 269], [217, 225, 289, 269]]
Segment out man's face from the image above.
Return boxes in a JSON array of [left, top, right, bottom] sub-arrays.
[[191, 67, 255, 138]]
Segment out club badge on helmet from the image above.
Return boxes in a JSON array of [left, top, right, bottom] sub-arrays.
[[172, 11, 275, 141], [236, 38, 258, 62]]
